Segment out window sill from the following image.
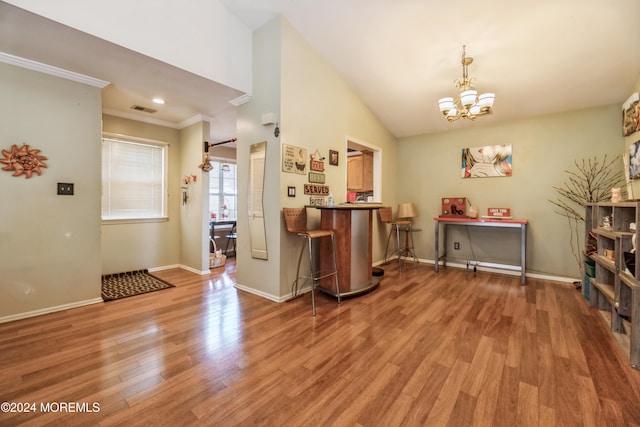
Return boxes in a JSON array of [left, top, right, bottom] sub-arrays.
[[102, 217, 169, 225]]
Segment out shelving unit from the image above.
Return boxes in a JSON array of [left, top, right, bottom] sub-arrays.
[[584, 202, 640, 369]]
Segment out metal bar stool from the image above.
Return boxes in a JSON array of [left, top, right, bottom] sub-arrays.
[[283, 207, 340, 315]]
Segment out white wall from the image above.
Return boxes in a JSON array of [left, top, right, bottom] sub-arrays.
[[234, 17, 398, 300], [235, 18, 283, 300], [0, 62, 102, 320], [179, 121, 211, 273], [279, 18, 397, 295], [4, 0, 252, 94], [398, 104, 624, 278]]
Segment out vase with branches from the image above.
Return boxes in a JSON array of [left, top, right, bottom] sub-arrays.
[[549, 155, 625, 274]]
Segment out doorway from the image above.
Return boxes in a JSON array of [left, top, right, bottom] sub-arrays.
[[346, 136, 381, 203]]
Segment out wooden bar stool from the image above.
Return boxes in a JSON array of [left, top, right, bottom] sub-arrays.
[[379, 204, 418, 271], [283, 207, 340, 315]]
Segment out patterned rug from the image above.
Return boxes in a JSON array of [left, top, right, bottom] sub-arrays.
[[101, 270, 174, 301]]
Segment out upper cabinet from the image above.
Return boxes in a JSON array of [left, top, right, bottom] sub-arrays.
[[347, 151, 373, 192]]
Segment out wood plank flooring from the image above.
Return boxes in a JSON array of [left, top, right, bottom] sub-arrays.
[[2, 260, 640, 426]]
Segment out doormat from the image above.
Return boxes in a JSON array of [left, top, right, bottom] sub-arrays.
[[101, 270, 174, 301]]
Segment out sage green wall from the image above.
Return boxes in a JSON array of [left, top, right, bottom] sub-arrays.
[[398, 104, 624, 279], [0, 62, 102, 320], [101, 114, 181, 274]]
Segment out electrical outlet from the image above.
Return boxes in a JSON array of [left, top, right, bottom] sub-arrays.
[[57, 183, 74, 195], [454, 242, 460, 250]]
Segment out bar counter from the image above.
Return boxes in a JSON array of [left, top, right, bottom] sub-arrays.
[[316, 204, 382, 297]]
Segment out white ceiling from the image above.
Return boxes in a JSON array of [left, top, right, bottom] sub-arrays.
[[2, 0, 640, 140]]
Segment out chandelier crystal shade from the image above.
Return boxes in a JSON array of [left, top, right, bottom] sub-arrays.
[[438, 45, 495, 122]]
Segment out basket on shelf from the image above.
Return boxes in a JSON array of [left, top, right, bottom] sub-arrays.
[[209, 238, 227, 268]]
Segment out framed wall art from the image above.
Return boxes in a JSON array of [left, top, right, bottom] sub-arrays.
[[329, 150, 339, 166], [461, 144, 512, 178], [282, 144, 306, 174], [623, 92, 640, 137], [629, 140, 640, 179]]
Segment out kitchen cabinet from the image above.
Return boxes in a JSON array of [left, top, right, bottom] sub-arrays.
[[347, 151, 373, 192]]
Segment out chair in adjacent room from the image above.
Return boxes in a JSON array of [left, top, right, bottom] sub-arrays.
[[224, 222, 237, 256], [283, 207, 340, 315]]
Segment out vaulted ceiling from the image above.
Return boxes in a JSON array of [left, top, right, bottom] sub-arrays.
[[2, 0, 640, 141]]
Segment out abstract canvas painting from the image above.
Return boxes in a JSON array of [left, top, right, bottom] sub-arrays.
[[461, 144, 512, 178]]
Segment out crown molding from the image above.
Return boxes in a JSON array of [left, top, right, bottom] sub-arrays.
[[0, 52, 109, 88], [102, 108, 182, 128], [103, 109, 216, 130], [179, 114, 215, 128], [229, 93, 252, 106]]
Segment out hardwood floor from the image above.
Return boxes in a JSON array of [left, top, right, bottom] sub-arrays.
[[2, 260, 640, 426]]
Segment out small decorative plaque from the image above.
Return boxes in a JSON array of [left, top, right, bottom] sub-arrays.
[[308, 172, 325, 184], [487, 208, 511, 218]]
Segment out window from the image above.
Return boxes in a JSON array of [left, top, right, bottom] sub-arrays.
[[209, 160, 237, 221], [101, 135, 168, 220]]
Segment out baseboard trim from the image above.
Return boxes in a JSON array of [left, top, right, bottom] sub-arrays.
[[427, 259, 579, 283], [0, 298, 103, 324], [148, 264, 210, 275], [374, 257, 579, 284], [234, 283, 284, 303]]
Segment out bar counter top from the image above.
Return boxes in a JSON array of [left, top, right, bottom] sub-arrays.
[[315, 203, 382, 210]]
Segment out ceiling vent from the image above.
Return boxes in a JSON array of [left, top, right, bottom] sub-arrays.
[[130, 105, 157, 114]]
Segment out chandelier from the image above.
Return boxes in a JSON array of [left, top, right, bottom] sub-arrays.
[[438, 45, 495, 121]]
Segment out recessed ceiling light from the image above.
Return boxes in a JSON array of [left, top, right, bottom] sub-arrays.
[[152, 98, 165, 105]]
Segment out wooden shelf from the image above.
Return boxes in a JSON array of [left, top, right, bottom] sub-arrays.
[[620, 270, 639, 289], [586, 201, 640, 370], [591, 279, 615, 304], [591, 254, 616, 273]]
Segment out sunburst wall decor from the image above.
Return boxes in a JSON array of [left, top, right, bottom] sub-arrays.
[[0, 144, 48, 178]]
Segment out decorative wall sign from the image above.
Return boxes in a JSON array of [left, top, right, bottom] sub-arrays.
[[1, 143, 48, 178], [308, 172, 325, 183], [304, 184, 329, 195], [282, 144, 306, 174], [623, 92, 640, 136], [461, 144, 512, 178], [309, 149, 325, 172], [487, 208, 511, 218], [309, 196, 325, 206], [310, 160, 325, 172], [287, 186, 296, 197]]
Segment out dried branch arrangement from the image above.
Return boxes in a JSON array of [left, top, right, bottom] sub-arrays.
[[550, 155, 624, 220], [549, 155, 625, 273]]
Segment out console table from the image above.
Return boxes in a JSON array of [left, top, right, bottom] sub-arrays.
[[434, 216, 528, 285]]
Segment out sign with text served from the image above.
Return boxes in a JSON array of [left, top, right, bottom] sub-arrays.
[[304, 184, 330, 195]]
